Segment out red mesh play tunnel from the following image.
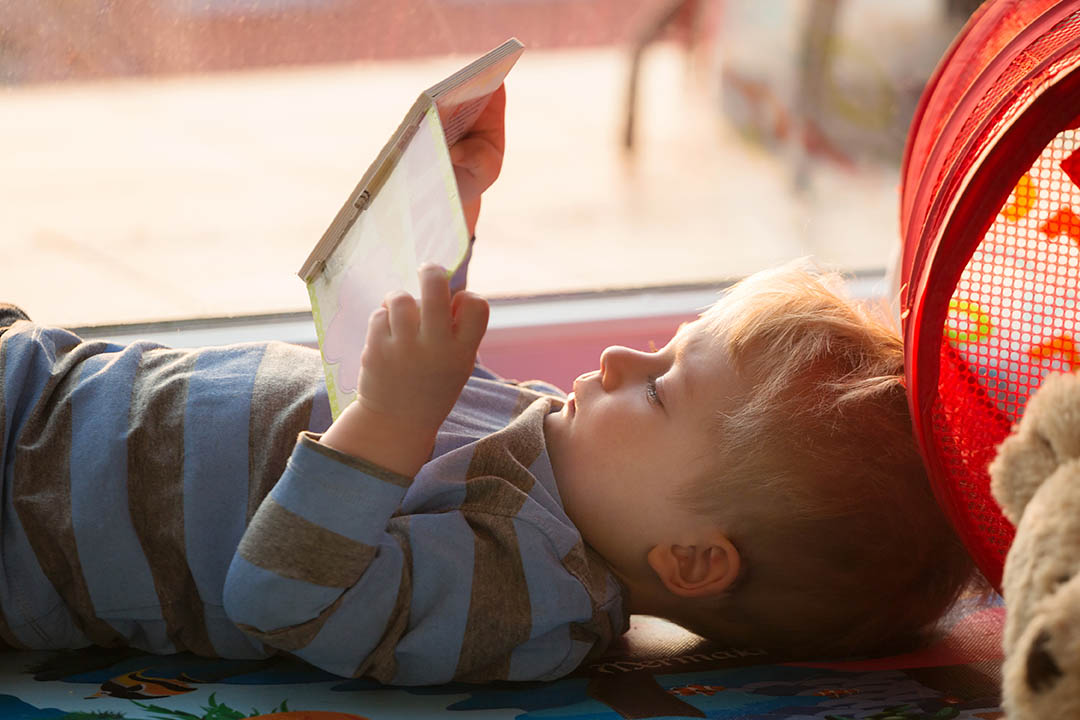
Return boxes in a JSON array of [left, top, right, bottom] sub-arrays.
[[901, 0, 1080, 592]]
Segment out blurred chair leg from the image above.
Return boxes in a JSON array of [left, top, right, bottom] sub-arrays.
[[624, 0, 701, 151]]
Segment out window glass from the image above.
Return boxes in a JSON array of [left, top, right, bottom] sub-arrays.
[[1, 0, 970, 326]]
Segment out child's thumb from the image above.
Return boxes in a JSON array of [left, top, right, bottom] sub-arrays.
[[450, 141, 476, 169], [452, 291, 490, 348]]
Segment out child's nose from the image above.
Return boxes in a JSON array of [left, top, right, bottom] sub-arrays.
[[599, 345, 643, 391]]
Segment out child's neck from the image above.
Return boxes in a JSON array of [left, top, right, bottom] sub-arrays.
[[620, 572, 684, 618]]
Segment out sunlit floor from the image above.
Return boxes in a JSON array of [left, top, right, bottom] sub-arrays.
[[1, 43, 900, 327]]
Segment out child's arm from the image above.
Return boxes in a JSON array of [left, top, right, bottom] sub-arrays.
[[318, 264, 489, 475], [223, 267, 495, 679], [451, 83, 506, 238]]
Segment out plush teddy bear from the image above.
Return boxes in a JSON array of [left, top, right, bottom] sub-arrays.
[[989, 370, 1080, 719]]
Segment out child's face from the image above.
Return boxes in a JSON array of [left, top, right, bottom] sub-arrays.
[[544, 318, 745, 580]]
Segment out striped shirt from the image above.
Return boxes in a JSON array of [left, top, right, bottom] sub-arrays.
[[0, 321, 627, 683]]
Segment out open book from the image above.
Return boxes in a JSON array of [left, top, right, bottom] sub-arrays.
[[298, 38, 524, 418]]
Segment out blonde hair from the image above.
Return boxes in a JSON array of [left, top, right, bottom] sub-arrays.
[[675, 261, 975, 658]]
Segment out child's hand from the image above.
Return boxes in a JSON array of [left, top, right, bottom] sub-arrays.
[[451, 84, 506, 238], [360, 264, 489, 434], [319, 265, 489, 477]]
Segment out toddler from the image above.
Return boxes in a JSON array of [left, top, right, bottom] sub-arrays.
[[0, 88, 974, 685]]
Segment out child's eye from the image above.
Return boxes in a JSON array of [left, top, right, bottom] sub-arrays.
[[646, 376, 663, 407]]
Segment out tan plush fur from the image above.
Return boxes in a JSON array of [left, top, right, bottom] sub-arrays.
[[990, 372, 1080, 719]]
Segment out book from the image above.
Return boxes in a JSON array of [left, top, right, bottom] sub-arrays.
[[298, 38, 524, 419]]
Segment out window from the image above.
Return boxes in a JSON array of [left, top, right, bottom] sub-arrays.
[[1, 0, 969, 328]]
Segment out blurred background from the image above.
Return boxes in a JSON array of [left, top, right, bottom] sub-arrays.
[[1, 0, 982, 327]]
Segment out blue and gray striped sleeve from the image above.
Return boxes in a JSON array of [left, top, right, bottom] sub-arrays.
[[223, 432, 414, 677]]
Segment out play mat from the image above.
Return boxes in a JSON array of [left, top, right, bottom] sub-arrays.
[[0, 592, 1004, 719]]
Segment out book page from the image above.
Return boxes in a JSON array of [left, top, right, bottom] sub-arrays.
[[436, 49, 522, 147], [307, 104, 469, 417]]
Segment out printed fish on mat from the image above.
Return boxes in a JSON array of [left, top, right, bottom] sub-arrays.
[[86, 669, 195, 699]]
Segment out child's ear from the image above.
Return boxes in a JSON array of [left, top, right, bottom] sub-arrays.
[[647, 533, 740, 599]]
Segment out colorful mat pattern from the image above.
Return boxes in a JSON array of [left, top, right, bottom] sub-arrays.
[[0, 594, 1005, 719]]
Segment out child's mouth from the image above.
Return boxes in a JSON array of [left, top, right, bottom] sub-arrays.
[[566, 395, 576, 415]]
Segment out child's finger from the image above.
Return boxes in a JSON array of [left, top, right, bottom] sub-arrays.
[[384, 290, 420, 338], [361, 307, 390, 368], [450, 85, 505, 186], [451, 138, 503, 195], [419, 264, 452, 335], [469, 83, 506, 147], [450, 137, 499, 172], [367, 307, 390, 340], [451, 291, 489, 349]]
